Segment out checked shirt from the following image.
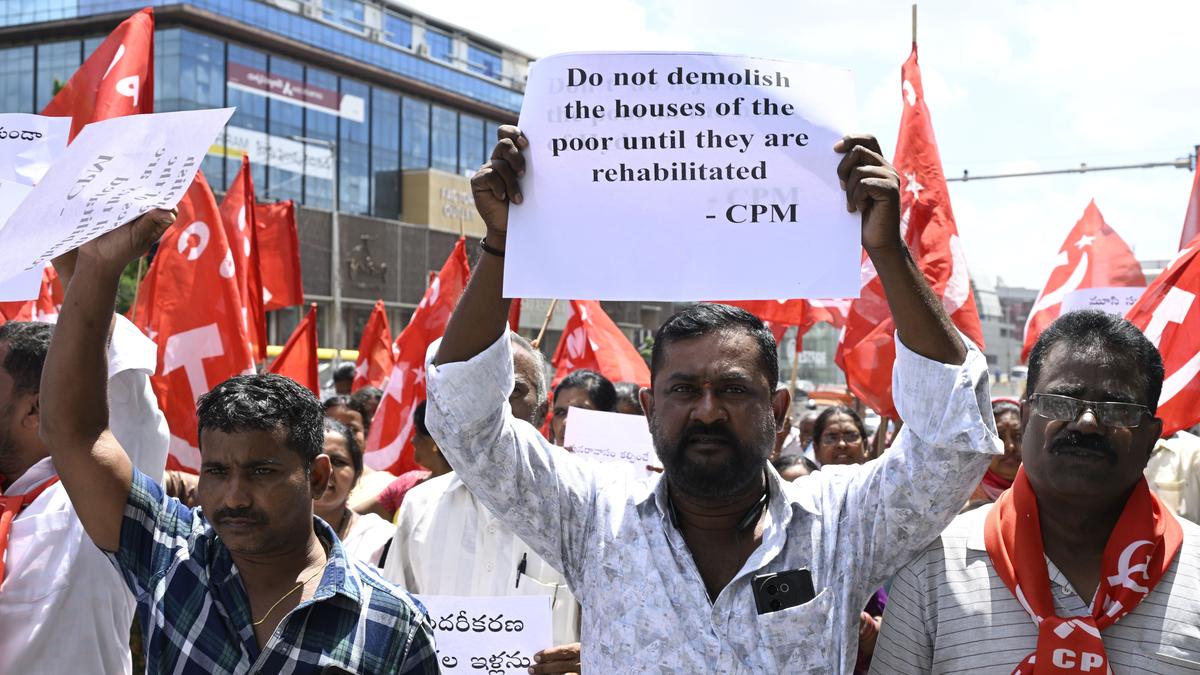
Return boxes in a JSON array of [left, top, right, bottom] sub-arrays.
[[107, 469, 439, 674]]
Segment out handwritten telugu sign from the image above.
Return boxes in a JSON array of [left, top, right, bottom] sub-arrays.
[[504, 51, 859, 301], [1062, 287, 1145, 316], [563, 406, 659, 471], [416, 594, 552, 675], [0, 108, 234, 285], [0, 113, 70, 186]]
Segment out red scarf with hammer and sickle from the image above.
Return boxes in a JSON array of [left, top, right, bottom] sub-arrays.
[[984, 468, 1182, 673]]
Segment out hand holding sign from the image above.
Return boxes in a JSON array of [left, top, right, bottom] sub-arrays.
[[77, 207, 177, 275]]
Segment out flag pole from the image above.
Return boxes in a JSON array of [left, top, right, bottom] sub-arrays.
[[531, 299, 558, 349], [789, 327, 801, 396], [912, 3, 918, 44], [129, 255, 147, 324]]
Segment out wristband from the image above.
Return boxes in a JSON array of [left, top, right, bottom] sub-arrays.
[[480, 238, 506, 258]]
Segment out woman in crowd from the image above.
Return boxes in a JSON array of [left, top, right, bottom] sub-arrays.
[[964, 397, 1023, 510], [613, 380, 644, 415], [355, 401, 453, 522], [550, 369, 617, 445], [313, 418, 395, 566], [323, 395, 369, 449], [810, 404, 884, 674]]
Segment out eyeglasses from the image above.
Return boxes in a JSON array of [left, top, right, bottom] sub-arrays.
[[819, 432, 862, 446], [1028, 393, 1151, 429]]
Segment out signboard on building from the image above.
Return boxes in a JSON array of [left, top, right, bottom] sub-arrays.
[[210, 126, 334, 180], [401, 169, 486, 236], [227, 63, 365, 122]]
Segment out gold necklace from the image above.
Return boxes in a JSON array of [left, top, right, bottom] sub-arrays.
[[250, 565, 326, 627]]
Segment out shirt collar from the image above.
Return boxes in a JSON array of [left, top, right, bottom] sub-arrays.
[[6, 456, 56, 495], [644, 463, 812, 528]]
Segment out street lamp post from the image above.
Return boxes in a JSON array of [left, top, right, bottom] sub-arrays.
[[291, 135, 343, 357]]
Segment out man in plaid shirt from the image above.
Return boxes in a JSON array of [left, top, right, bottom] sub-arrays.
[[38, 209, 439, 674]]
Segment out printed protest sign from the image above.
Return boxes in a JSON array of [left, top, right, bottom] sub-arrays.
[[563, 406, 659, 471], [1062, 287, 1145, 316], [0, 108, 234, 284], [416, 594, 552, 674], [505, 52, 858, 301]]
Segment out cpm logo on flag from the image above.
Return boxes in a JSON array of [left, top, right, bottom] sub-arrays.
[[1126, 239, 1200, 436]]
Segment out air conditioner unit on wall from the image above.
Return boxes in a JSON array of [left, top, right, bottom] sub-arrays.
[[416, 43, 429, 57], [300, 2, 322, 19]]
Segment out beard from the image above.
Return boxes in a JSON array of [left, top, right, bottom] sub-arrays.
[[651, 413, 775, 499]]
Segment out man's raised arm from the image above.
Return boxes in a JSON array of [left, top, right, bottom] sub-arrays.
[[434, 126, 526, 366], [38, 209, 176, 552]]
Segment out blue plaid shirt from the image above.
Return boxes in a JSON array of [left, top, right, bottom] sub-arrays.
[[108, 469, 439, 674]]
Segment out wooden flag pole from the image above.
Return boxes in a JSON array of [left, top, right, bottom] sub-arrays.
[[531, 299, 558, 349], [129, 255, 148, 325], [789, 328, 801, 395], [873, 417, 890, 459]]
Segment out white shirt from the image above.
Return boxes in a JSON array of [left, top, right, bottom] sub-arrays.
[[425, 330, 1000, 673], [383, 471, 581, 645], [341, 511, 395, 567], [0, 315, 170, 674], [1146, 431, 1200, 524], [870, 504, 1200, 674]]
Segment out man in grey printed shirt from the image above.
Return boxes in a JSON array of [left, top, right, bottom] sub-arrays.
[[424, 126, 1002, 673]]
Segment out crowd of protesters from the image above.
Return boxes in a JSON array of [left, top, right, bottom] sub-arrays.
[[2, 125, 1199, 675]]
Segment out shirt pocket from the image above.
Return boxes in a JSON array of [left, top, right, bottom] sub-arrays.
[[4, 509, 80, 603], [756, 587, 834, 673]]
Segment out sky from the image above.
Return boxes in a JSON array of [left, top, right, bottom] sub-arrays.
[[405, 0, 1199, 290]]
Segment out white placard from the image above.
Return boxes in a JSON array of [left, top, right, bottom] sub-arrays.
[[505, 51, 859, 301], [0, 108, 234, 283], [563, 406, 658, 469], [1062, 287, 1145, 316], [0, 114, 70, 186], [417, 594, 552, 674]]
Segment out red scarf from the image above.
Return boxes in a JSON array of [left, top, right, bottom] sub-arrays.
[[0, 475, 60, 586], [984, 468, 1182, 674], [980, 468, 1014, 502]]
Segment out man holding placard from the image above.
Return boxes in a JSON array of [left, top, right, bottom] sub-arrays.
[[424, 116, 1000, 671]]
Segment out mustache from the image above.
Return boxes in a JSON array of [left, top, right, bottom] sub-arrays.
[[1050, 431, 1117, 463], [212, 506, 267, 525], [679, 421, 739, 446]]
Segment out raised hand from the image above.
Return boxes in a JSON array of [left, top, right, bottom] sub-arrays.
[[835, 135, 902, 252], [470, 125, 528, 242], [77, 207, 177, 274]]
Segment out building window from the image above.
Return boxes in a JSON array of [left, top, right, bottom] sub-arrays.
[[0, 46, 34, 113], [431, 106, 458, 173], [458, 114, 484, 177], [371, 88, 401, 219], [157, 29, 225, 184], [304, 67, 339, 210], [383, 12, 412, 49], [321, 0, 366, 33], [35, 40, 80, 111], [424, 28, 453, 63], [339, 78, 371, 215], [401, 97, 429, 170], [467, 44, 501, 80], [226, 44, 269, 192], [267, 55, 305, 204]]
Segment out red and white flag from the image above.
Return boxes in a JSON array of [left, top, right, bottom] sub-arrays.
[[254, 199, 304, 311], [364, 238, 470, 474], [41, 8, 154, 140], [353, 299, 394, 390], [219, 155, 268, 362], [508, 298, 522, 333], [836, 45, 983, 418], [1021, 200, 1145, 361], [0, 302, 33, 325], [269, 303, 319, 395], [550, 300, 650, 388], [724, 298, 851, 348], [35, 265, 64, 322], [1126, 236, 1200, 435], [130, 171, 255, 472]]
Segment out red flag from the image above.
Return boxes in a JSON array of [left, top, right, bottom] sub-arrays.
[[550, 300, 650, 389], [131, 171, 255, 472], [1180, 168, 1200, 251], [269, 303, 319, 395], [723, 299, 850, 333], [836, 45, 984, 418], [508, 298, 522, 333], [1021, 200, 1145, 361], [219, 155, 268, 362], [353, 299, 394, 390], [1126, 237, 1200, 435], [254, 199, 304, 311], [34, 265, 64, 322], [41, 8, 153, 140], [364, 238, 470, 473], [0, 302, 33, 325]]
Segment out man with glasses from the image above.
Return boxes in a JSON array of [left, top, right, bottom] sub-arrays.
[[871, 310, 1200, 674]]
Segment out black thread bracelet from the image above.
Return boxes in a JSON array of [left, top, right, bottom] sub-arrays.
[[480, 238, 506, 258]]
